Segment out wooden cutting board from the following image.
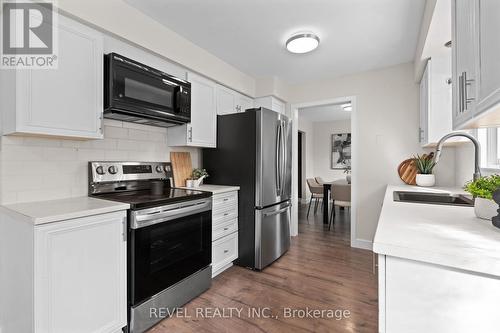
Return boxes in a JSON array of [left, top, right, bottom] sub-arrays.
[[170, 152, 192, 187], [398, 152, 434, 185]]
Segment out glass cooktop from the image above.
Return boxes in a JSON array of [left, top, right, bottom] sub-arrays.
[[95, 187, 211, 209]]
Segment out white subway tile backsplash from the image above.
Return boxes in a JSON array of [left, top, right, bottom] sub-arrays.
[[104, 150, 129, 161], [117, 139, 140, 151], [103, 119, 123, 128], [104, 126, 129, 139], [0, 119, 200, 205], [0, 136, 25, 145], [43, 147, 78, 161], [23, 137, 62, 147], [128, 129, 151, 141]]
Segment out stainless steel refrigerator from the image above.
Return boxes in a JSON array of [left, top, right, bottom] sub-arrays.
[[203, 108, 292, 270]]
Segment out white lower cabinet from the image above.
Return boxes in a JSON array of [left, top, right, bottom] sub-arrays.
[[0, 210, 127, 333], [379, 255, 500, 333], [211, 191, 239, 277]]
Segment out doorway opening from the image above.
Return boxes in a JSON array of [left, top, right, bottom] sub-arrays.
[[291, 97, 356, 247]]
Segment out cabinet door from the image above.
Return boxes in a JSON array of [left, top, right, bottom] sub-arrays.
[[34, 212, 127, 333], [238, 94, 254, 113], [452, 0, 477, 129], [17, 14, 104, 139], [216, 85, 237, 115], [385, 256, 500, 333], [419, 61, 430, 145], [476, 0, 500, 115], [188, 72, 217, 147], [272, 99, 286, 115]]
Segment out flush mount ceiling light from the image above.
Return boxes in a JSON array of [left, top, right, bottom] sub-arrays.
[[286, 32, 320, 54], [342, 103, 352, 111]]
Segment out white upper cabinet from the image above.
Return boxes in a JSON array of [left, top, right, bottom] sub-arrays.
[[254, 96, 286, 115], [216, 84, 254, 115], [419, 61, 430, 145], [475, 0, 500, 116], [420, 55, 465, 146], [1, 14, 104, 139], [452, 0, 477, 129], [452, 0, 500, 128], [167, 72, 217, 147]]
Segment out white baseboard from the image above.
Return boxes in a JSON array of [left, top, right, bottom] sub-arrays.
[[351, 238, 373, 250]]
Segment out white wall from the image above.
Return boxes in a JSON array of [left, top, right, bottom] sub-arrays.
[[312, 120, 351, 182], [0, 119, 200, 205], [289, 63, 423, 244]]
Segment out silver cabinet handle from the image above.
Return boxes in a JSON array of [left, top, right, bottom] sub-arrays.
[[459, 73, 464, 114], [188, 127, 193, 142], [224, 249, 229, 254], [223, 227, 229, 231], [463, 71, 475, 107]]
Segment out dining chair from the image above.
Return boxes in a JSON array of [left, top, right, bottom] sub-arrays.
[[306, 178, 323, 219], [329, 180, 351, 230], [315, 176, 325, 185]]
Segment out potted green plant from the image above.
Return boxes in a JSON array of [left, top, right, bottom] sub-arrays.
[[414, 154, 436, 187], [464, 175, 500, 220], [190, 168, 209, 187]]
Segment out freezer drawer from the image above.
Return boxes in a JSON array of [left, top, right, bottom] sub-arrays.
[[255, 201, 291, 270]]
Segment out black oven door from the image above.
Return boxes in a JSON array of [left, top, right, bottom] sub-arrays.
[[107, 54, 190, 122], [129, 198, 212, 306]]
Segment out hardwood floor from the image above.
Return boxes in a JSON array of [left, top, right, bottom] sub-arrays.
[[148, 203, 378, 333]]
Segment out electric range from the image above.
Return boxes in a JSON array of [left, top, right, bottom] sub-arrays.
[[88, 161, 212, 333]]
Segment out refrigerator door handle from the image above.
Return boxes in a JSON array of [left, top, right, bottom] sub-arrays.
[[275, 121, 282, 196], [280, 120, 286, 196], [263, 205, 290, 217]]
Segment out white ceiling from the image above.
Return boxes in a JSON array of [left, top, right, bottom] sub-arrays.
[[298, 104, 351, 122], [125, 0, 426, 84]]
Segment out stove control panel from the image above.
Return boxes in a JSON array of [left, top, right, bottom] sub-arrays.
[[89, 161, 174, 183]]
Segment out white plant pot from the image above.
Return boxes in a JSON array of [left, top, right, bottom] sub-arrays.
[[416, 174, 435, 187], [474, 197, 498, 220], [346, 174, 351, 184]]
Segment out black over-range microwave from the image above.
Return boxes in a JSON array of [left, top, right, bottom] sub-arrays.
[[104, 53, 191, 127]]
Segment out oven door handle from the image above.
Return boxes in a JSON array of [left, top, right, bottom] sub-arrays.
[[131, 199, 212, 229]]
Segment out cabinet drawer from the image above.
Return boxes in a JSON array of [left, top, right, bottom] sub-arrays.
[[213, 206, 238, 226], [212, 233, 238, 271], [212, 219, 238, 241], [213, 192, 238, 209]]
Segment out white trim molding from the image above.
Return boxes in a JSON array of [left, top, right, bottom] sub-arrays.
[[291, 96, 359, 247]]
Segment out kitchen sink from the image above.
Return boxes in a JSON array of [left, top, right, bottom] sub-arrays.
[[393, 191, 474, 207]]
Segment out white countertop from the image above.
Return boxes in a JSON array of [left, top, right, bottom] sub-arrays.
[[178, 184, 240, 194], [1, 197, 130, 225], [373, 185, 500, 277]]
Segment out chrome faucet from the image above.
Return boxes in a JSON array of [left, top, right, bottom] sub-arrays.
[[434, 132, 481, 181]]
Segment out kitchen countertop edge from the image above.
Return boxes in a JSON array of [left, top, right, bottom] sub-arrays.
[[178, 184, 240, 194], [1, 197, 130, 225]]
